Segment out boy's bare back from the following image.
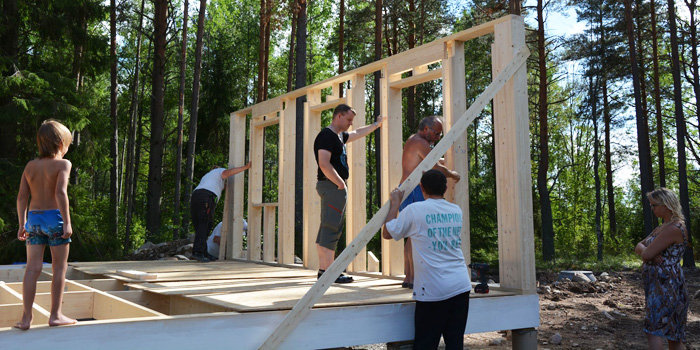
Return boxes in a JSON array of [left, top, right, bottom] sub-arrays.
[[21, 157, 72, 210]]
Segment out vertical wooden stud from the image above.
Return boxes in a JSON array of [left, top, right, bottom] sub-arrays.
[[248, 117, 264, 261], [263, 206, 276, 262], [442, 40, 471, 264], [222, 112, 247, 260], [303, 90, 322, 270], [380, 69, 405, 277], [345, 74, 367, 272], [492, 16, 536, 293], [278, 99, 296, 264]]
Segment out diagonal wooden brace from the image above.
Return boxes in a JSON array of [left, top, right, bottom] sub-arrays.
[[258, 45, 530, 350]]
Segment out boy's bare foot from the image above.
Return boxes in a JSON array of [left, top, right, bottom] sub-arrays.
[[48, 314, 77, 327], [14, 314, 32, 330]]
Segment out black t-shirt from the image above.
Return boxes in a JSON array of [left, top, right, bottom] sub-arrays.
[[314, 127, 350, 181]]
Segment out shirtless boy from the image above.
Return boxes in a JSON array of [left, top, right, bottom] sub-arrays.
[[400, 116, 460, 288], [15, 120, 77, 330]]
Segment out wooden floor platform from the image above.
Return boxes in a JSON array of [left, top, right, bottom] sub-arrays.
[[0, 260, 538, 349]]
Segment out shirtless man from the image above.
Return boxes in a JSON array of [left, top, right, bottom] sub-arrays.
[[400, 116, 460, 288]]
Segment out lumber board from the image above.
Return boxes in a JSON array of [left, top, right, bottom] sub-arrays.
[[442, 40, 471, 264], [492, 17, 536, 294], [231, 16, 515, 115], [116, 269, 158, 281], [302, 90, 322, 270], [262, 206, 276, 262], [108, 290, 170, 315], [389, 68, 443, 90], [252, 115, 280, 128], [0, 282, 50, 325], [227, 112, 248, 259], [251, 97, 282, 118], [248, 118, 264, 261], [277, 99, 296, 264], [345, 74, 367, 272], [258, 43, 530, 350], [34, 291, 94, 320], [308, 97, 347, 113], [380, 69, 404, 276]]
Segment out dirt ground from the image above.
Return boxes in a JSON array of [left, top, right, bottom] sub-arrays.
[[354, 268, 700, 350], [464, 268, 700, 349]]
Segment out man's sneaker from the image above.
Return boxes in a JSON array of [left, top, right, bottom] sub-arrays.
[[318, 269, 354, 283], [192, 253, 211, 262], [206, 253, 218, 261]]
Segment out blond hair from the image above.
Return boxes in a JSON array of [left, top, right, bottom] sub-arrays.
[[37, 119, 72, 158], [647, 187, 685, 221]]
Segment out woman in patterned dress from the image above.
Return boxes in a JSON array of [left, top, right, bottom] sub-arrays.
[[634, 188, 688, 350]]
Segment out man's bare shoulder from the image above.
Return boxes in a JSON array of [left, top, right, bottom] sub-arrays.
[[403, 134, 430, 151]]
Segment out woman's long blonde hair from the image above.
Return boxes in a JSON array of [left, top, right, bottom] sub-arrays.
[[646, 187, 685, 221]]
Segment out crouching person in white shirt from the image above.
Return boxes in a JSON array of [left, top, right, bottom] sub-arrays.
[[382, 169, 471, 350], [206, 219, 248, 260]]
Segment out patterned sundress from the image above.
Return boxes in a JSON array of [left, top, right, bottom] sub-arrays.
[[641, 221, 688, 342]]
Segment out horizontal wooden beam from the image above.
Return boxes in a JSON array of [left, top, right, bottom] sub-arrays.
[[389, 69, 443, 90], [252, 97, 283, 117], [309, 97, 347, 113], [232, 15, 518, 115], [252, 202, 278, 207], [252, 116, 280, 128]]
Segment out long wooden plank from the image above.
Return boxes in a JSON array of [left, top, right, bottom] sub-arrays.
[[258, 44, 530, 350], [0, 294, 538, 350], [34, 291, 94, 320], [492, 18, 536, 293], [302, 90, 322, 270], [380, 69, 404, 276], [389, 68, 443, 90], [277, 99, 296, 264], [0, 282, 50, 325], [308, 97, 347, 113], [262, 206, 276, 262], [231, 16, 515, 115], [345, 74, 367, 272]]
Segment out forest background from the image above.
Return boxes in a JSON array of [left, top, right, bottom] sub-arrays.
[[0, 0, 698, 271]]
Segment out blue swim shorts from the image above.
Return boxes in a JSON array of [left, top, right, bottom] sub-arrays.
[[400, 185, 425, 211], [25, 209, 71, 246]]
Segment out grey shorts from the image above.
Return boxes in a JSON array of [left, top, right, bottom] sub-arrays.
[[316, 180, 347, 250]]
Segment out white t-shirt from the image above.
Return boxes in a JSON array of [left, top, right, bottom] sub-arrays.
[[207, 220, 248, 257], [385, 198, 471, 301], [194, 168, 226, 200]]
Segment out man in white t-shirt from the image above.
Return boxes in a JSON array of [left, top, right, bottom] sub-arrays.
[[191, 163, 250, 262], [382, 169, 471, 349], [206, 220, 248, 259]]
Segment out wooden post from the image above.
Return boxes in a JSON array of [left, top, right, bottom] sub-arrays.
[[263, 206, 276, 262], [492, 16, 536, 293], [303, 90, 322, 270], [258, 47, 529, 349], [345, 74, 367, 272], [380, 68, 404, 277], [442, 40, 471, 264], [278, 99, 296, 264], [221, 112, 247, 260], [248, 117, 264, 261]]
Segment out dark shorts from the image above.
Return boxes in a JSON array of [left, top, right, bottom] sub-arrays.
[[25, 209, 71, 246], [316, 180, 347, 250], [400, 185, 424, 211]]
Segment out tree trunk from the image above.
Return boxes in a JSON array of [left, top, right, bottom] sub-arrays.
[[287, 5, 297, 92], [257, 0, 267, 103], [684, 0, 699, 159], [591, 76, 603, 261], [374, 0, 383, 210], [109, 0, 119, 242], [263, 0, 272, 101], [650, 0, 666, 187], [537, 0, 554, 262], [624, 0, 656, 238], [406, 0, 416, 133], [183, 0, 209, 235], [146, 0, 169, 240], [666, 0, 695, 266], [174, 0, 189, 239], [635, 0, 650, 144], [294, 0, 307, 258], [509, 0, 521, 14], [124, 0, 147, 251], [338, 0, 345, 97], [602, 81, 618, 242]]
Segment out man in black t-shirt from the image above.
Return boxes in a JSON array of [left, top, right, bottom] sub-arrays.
[[313, 103, 383, 283]]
